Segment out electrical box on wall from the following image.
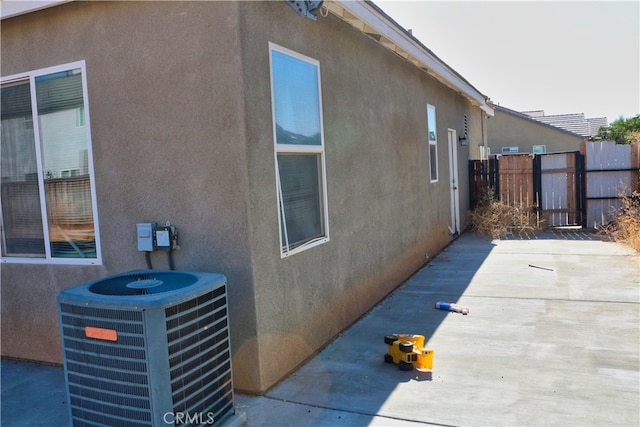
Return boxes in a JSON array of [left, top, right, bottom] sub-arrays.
[[136, 222, 178, 252], [136, 222, 156, 252], [155, 223, 178, 250]]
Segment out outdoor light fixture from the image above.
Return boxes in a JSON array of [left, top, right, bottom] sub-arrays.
[[459, 135, 468, 145]]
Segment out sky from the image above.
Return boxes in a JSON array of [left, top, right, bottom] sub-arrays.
[[376, 1, 639, 123]]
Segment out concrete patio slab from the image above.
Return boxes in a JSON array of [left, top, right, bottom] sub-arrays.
[[238, 231, 639, 426], [2, 231, 638, 427]]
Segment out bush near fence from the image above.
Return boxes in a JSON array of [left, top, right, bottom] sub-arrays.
[[470, 187, 543, 238], [603, 187, 640, 253], [470, 141, 639, 230]]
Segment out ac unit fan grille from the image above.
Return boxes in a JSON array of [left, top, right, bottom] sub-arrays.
[[61, 303, 144, 323], [59, 303, 153, 426], [166, 285, 234, 423], [88, 271, 198, 295], [59, 272, 235, 427]]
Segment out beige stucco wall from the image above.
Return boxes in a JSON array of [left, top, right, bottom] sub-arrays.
[[487, 107, 584, 154], [0, 0, 259, 376], [235, 2, 482, 392], [2, 1, 487, 394]]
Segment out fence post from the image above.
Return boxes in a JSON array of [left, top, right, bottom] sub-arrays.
[[491, 156, 499, 200], [576, 151, 587, 227], [533, 154, 542, 220]]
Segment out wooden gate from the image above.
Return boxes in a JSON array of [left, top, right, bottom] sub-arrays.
[[498, 154, 534, 208], [534, 151, 585, 227], [469, 157, 498, 208], [468, 143, 638, 229]]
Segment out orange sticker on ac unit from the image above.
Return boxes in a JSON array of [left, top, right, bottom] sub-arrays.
[[85, 326, 118, 341]]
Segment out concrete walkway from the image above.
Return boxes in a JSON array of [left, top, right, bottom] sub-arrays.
[[2, 231, 639, 426]]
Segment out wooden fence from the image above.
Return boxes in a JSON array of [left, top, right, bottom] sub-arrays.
[[498, 154, 535, 209], [469, 156, 498, 207], [470, 141, 639, 229], [535, 151, 585, 227], [584, 141, 640, 228]]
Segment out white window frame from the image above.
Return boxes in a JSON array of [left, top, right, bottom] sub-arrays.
[[1, 60, 102, 265], [269, 43, 329, 258], [427, 104, 438, 183]]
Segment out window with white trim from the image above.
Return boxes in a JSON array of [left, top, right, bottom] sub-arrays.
[[1, 61, 101, 264], [427, 104, 438, 182], [269, 43, 329, 257]]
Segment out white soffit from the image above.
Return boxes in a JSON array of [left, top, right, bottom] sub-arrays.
[[0, 0, 72, 20], [327, 1, 494, 116]]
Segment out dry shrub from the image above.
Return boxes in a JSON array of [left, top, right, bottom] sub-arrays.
[[470, 188, 542, 238], [606, 189, 640, 253]]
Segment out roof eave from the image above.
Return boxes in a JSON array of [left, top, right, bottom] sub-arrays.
[[1, 0, 495, 117], [0, 0, 72, 20], [327, 0, 494, 116]]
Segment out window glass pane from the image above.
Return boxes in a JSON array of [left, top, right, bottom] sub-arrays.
[[271, 46, 328, 255], [277, 154, 323, 249], [1, 81, 46, 257], [429, 144, 438, 182], [272, 50, 321, 145], [427, 106, 437, 142], [36, 69, 96, 258], [427, 105, 438, 182]]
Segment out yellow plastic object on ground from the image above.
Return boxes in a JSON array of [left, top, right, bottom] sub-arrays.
[[384, 334, 434, 371]]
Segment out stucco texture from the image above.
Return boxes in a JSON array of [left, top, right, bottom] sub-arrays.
[[236, 2, 481, 392], [2, 1, 487, 394], [1, 0, 259, 376], [487, 107, 584, 154]]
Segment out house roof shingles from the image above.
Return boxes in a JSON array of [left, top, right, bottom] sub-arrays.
[[521, 111, 608, 138], [491, 103, 584, 138]]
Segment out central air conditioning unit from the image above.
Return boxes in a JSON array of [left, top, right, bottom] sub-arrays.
[[57, 270, 244, 427]]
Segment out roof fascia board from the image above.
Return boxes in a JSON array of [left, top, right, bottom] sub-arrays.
[[1, 0, 72, 20], [332, 0, 493, 116]]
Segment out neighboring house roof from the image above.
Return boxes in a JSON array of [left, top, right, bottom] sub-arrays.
[[0, 0, 495, 117], [491, 103, 584, 138], [521, 110, 608, 138], [586, 117, 608, 135]]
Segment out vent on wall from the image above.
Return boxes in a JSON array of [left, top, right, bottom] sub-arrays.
[[58, 270, 242, 426]]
